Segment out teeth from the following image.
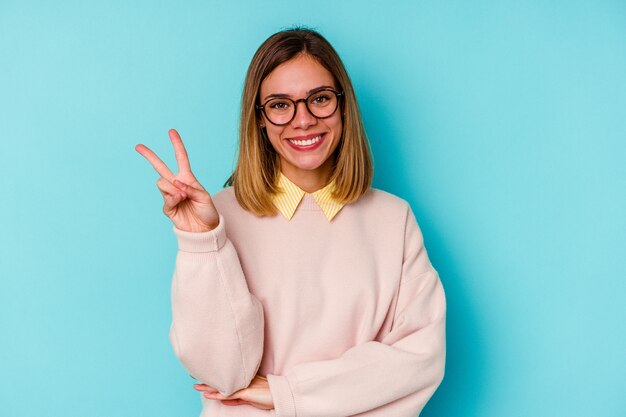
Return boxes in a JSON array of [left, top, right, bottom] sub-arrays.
[[289, 135, 322, 146]]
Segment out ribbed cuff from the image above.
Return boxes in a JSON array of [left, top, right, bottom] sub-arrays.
[[267, 374, 297, 417], [172, 213, 226, 253]]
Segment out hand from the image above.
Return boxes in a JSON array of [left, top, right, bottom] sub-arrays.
[[193, 374, 274, 410], [135, 129, 219, 232]]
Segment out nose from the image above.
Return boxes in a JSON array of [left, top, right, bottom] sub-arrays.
[[291, 100, 317, 129]]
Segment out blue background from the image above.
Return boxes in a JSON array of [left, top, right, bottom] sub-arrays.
[[1, 1, 624, 416]]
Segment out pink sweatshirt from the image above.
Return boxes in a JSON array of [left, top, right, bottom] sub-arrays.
[[170, 186, 446, 416]]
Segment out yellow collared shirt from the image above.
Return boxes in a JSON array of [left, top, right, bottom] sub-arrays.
[[272, 171, 345, 221]]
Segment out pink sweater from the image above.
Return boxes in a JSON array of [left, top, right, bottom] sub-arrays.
[[170, 186, 446, 416]]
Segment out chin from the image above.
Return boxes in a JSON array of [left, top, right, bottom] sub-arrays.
[[287, 159, 327, 171]]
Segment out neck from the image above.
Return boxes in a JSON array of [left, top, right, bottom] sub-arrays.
[[280, 161, 333, 193]]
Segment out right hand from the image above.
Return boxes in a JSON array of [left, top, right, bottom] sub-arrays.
[[193, 374, 273, 410], [135, 129, 219, 233]]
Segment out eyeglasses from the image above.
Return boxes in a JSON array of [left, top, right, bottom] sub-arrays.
[[256, 88, 344, 126]]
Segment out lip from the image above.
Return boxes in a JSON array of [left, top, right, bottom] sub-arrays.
[[285, 132, 326, 151], [286, 132, 326, 141]]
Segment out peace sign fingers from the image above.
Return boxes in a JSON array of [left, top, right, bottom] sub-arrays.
[[136, 129, 219, 233]]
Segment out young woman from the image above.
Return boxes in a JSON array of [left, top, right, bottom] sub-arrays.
[[136, 28, 446, 416]]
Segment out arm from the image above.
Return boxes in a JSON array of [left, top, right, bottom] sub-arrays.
[[170, 212, 265, 397], [266, 205, 446, 417]]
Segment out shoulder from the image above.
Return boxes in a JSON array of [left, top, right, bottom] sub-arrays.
[[352, 187, 411, 216], [210, 186, 261, 235], [211, 186, 239, 213], [362, 188, 429, 252], [212, 185, 235, 203], [345, 187, 415, 233]]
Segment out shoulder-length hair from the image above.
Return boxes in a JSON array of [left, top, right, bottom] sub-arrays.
[[223, 27, 373, 216]]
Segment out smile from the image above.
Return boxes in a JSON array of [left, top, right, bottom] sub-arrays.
[[286, 133, 325, 150]]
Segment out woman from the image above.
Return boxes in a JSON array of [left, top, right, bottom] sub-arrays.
[[136, 28, 446, 416]]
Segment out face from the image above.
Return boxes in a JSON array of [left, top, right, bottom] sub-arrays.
[[259, 54, 343, 187]]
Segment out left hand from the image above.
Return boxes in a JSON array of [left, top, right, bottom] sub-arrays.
[[193, 374, 274, 410]]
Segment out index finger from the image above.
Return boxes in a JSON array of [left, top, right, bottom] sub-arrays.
[[135, 143, 176, 181], [169, 129, 192, 173]]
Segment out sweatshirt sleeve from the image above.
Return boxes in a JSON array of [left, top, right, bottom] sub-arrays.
[[266, 205, 446, 417], [169, 212, 265, 397]]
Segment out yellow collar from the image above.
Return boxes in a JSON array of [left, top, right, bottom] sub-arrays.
[[272, 172, 345, 221]]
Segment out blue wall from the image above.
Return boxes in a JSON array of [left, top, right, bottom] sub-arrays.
[[1, 1, 624, 416]]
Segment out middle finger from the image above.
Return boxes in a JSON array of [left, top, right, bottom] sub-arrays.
[[169, 129, 192, 173]]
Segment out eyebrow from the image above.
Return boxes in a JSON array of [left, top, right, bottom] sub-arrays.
[[262, 85, 335, 102]]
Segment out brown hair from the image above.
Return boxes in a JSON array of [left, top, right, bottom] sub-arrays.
[[223, 27, 374, 216]]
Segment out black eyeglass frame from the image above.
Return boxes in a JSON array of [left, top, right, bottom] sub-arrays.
[[256, 89, 345, 126]]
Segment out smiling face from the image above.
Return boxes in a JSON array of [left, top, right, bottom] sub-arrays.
[[259, 53, 343, 191]]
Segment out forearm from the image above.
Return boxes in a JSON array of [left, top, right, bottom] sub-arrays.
[[267, 269, 446, 417], [170, 213, 265, 396]]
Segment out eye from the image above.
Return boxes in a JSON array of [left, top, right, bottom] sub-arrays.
[[310, 92, 333, 106], [268, 99, 292, 112]]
